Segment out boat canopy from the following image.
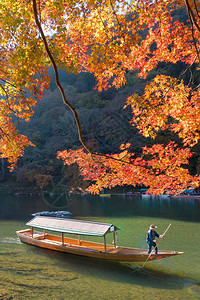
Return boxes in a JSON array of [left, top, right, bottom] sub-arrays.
[[26, 216, 119, 237]]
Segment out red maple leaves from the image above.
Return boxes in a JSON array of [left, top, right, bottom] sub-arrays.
[[1, 0, 200, 193]]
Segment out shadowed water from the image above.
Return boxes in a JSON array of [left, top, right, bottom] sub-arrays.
[[0, 194, 200, 299]]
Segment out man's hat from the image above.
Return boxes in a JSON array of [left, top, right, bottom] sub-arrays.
[[150, 224, 157, 229]]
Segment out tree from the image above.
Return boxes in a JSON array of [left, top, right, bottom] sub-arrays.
[[0, 0, 200, 194]]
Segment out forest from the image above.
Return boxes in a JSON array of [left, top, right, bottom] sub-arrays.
[[1, 60, 200, 194], [0, 67, 151, 193], [0, 0, 200, 194]]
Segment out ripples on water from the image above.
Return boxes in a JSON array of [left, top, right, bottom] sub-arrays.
[[0, 194, 200, 299], [0, 237, 21, 244]]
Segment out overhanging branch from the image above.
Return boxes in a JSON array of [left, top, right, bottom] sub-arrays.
[[32, 0, 141, 169], [32, 0, 92, 155]]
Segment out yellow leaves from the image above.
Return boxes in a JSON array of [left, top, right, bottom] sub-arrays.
[[120, 143, 131, 150], [0, 0, 52, 170], [125, 75, 200, 146], [0, 123, 35, 171], [0, 0, 200, 182]]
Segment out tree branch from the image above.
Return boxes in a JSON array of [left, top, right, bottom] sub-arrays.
[[185, 0, 200, 63], [32, 0, 92, 155], [32, 0, 140, 169]]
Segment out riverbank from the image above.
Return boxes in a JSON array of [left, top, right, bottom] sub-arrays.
[[1, 189, 200, 200]]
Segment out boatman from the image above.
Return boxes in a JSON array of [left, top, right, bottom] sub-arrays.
[[147, 225, 163, 254]]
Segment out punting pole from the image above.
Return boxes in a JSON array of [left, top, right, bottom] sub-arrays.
[[104, 235, 107, 252], [162, 223, 171, 237], [31, 227, 34, 238], [113, 231, 117, 248], [62, 233, 64, 246]]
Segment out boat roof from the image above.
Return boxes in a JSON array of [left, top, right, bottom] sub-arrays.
[[26, 216, 119, 237]]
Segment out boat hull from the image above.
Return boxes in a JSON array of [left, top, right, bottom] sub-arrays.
[[16, 229, 183, 263]]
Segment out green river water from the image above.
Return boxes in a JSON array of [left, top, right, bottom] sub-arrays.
[[0, 194, 200, 299]]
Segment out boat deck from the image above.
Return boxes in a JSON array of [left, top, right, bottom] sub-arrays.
[[21, 229, 118, 252]]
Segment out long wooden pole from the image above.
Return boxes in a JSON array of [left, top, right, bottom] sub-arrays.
[[142, 223, 171, 268], [104, 235, 107, 252], [162, 223, 171, 237]]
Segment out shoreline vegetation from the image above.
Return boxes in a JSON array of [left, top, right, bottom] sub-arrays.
[[0, 188, 200, 199], [1, 173, 200, 198]]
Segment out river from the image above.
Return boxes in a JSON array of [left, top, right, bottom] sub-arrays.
[[0, 194, 200, 299]]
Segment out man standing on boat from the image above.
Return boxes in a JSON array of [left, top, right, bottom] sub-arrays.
[[147, 225, 163, 254]]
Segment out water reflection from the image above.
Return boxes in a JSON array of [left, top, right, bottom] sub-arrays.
[[0, 194, 200, 299], [24, 244, 185, 290], [0, 193, 200, 222]]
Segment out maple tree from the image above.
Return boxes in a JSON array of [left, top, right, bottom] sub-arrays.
[[0, 0, 200, 194]]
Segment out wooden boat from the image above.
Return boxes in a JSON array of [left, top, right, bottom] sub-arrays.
[[16, 216, 183, 263]]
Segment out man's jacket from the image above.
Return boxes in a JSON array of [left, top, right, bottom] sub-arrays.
[[146, 230, 160, 245]]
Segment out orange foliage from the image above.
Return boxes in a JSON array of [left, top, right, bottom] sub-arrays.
[[57, 142, 199, 195], [1, 0, 200, 193]]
